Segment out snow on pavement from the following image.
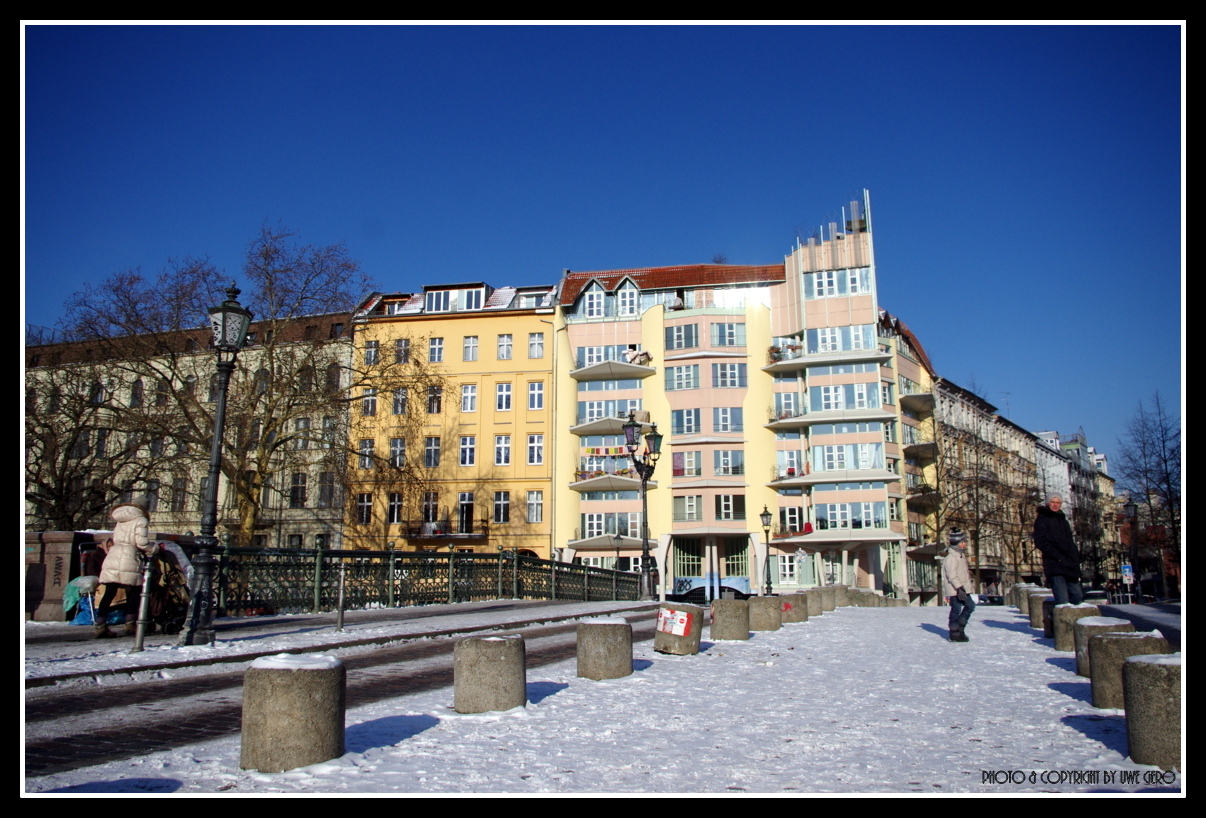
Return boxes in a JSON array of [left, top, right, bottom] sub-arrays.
[[24, 603, 1183, 795]]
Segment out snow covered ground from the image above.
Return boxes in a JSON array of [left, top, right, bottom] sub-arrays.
[[25, 603, 1183, 795]]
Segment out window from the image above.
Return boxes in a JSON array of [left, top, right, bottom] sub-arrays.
[[389, 438, 406, 468], [170, 477, 187, 513], [463, 335, 478, 362], [584, 288, 604, 317], [388, 493, 403, 524], [293, 417, 310, 450], [393, 387, 408, 415], [297, 367, 315, 394], [458, 492, 476, 533], [495, 435, 511, 465], [527, 434, 544, 465], [429, 337, 444, 363], [155, 380, 170, 406], [130, 379, 144, 408], [425, 291, 451, 312], [461, 384, 477, 412], [497, 334, 513, 360], [322, 416, 337, 448], [881, 382, 894, 406], [463, 289, 483, 310], [325, 362, 342, 393], [356, 493, 373, 525], [496, 383, 512, 411], [780, 506, 804, 534], [673, 495, 702, 521], [672, 451, 701, 477], [821, 385, 844, 411], [460, 436, 476, 466], [711, 323, 746, 347], [422, 492, 440, 523], [329, 323, 344, 339], [364, 340, 380, 366], [665, 324, 698, 350], [290, 473, 308, 509], [818, 327, 841, 352], [671, 408, 701, 436], [362, 388, 377, 416], [424, 437, 441, 468], [318, 473, 335, 508], [714, 450, 745, 476], [494, 491, 510, 524], [778, 553, 797, 583], [395, 338, 411, 364], [528, 332, 544, 358], [666, 365, 700, 391], [427, 386, 442, 414], [149, 436, 166, 458], [359, 439, 375, 469], [526, 491, 544, 523], [712, 363, 747, 388], [713, 407, 743, 432], [528, 381, 544, 410], [715, 494, 746, 521], [617, 283, 639, 316]]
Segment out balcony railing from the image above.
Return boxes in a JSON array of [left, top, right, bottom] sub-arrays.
[[402, 519, 490, 539]]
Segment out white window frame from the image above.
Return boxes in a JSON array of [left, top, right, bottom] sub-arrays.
[[389, 438, 406, 468], [497, 334, 513, 360], [463, 335, 478, 362], [429, 337, 444, 363], [459, 436, 476, 466], [528, 332, 545, 359], [584, 289, 604, 317], [528, 381, 544, 410], [364, 340, 379, 366], [617, 284, 639, 316], [359, 439, 375, 469], [527, 434, 544, 465], [526, 491, 544, 523], [495, 435, 511, 465], [461, 384, 477, 412], [496, 383, 512, 411]]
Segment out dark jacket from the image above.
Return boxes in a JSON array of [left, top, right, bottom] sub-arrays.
[[1033, 504, 1080, 581]]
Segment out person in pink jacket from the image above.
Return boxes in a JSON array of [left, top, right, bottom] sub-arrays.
[[95, 501, 156, 638]]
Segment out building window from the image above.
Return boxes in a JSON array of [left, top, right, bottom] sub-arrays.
[[672, 451, 701, 477], [711, 323, 746, 347], [664, 324, 698, 350], [460, 436, 476, 466], [395, 338, 411, 364], [584, 288, 604, 318], [429, 337, 444, 363], [497, 334, 512, 360], [458, 492, 475, 533], [463, 335, 478, 362], [293, 417, 310, 450], [322, 416, 337, 448], [526, 491, 544, 523], [496, 383, 512, 411], [528, 381, 544, 410], [715, 494, 746, 521], [318, 472, 335, 508], [712, 363, 747, 388], [495, 435, 511, 465], [617, 283, 639, 316], [170, 477, 187, 513], [393, 387, 408, 415], [130, 379, 144, 407], [424, 437, 441, 468], [527, 434, 544, 465], [422, 492, 439, 523], [673, 495, 702, 522], [714, 450, 745, 476], [425, 291, 451, 313], [461, 384, 477, 412], [427, 386, 442, 414], [356, 493, 372, 525], [881, 382, 894, 406], [713, 407, 743, 432], [494, 491, 510, 524], [362, 388, 377, 416], [665, 365, 700, 391], [388, 493, 403, 524], [389, 438, 406, 468], [364, 340, 379, 366], [671, 408, 701, 436], [359, 439, 375, 469], [528, 332, 544, 359], [290, 473, 308, 509]]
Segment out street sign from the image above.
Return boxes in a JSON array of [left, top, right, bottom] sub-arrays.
[[1121, 563, 1135, 585]]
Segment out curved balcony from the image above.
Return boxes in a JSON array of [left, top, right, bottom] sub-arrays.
[[765, 406, 896, 430], [763, 345, 892, 374], [899, 391, 935, 412], [906, 484, 942, 511], [570, 414, 654, 437], [570, 349, 656, 382], [569, 470, 657, 492]]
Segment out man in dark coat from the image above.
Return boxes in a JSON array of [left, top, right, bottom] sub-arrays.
[[1033, 494, 1084, 605]]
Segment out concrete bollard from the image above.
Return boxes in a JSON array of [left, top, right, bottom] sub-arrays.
[[1011, 583, 1035, 609], [576, 617, 633, 680], [653, 603, 704, 655], [1019, 586, 1044, 617], [240, 653, 346, 773], [1089, 632, 1172, 710], [1027, 591, 1052, 629], [819, 586, 837, 612], [1124, 653, 1181, 771], [1073, 616, 1135, 677], [1053, 604, 1101, 652], [1041, 598, 1057, 638], [779, 593, 809, 623], [710, 599, 750, 640], [748, 596, 782, 631], [833, 584, 851, 608], [454, 634, 527, 713], [804, 589, 824, 617]]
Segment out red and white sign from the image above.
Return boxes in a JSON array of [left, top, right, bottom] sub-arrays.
[[656, 608, 693, 636]]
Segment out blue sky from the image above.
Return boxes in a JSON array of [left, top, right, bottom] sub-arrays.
[[22, 23, 1183, 463]]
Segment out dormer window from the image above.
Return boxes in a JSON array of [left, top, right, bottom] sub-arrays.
[[584, 284, 604, 318], [426, 291, 451, 313], [462, 289, 483, 310], [617, 282, 639, 316]]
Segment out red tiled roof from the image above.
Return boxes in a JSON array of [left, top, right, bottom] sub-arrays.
[[559, 264, 786, 305]]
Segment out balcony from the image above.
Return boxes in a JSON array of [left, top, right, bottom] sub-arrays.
[[767, 465, 809, 487], [570, 413, 655, 437], [764, 405, 896, 430], [402, 520, 490, 540], [899, 390, 934, 412], [762, 344, 892, 374], [905, 483, 941, 511], [569, 467, 657, 493], [785, 468, 899, 486], [570, 349, 656, 382], [901, 433, 937, 459]]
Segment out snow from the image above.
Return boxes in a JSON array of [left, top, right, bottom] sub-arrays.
[[24, 603, 1184, 795], [250, 654, 343, 671]]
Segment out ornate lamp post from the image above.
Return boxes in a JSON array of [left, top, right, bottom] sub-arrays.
[[622, 412, 662, 601], [760, 505, 774, 596], [180, 283, 252, 646]]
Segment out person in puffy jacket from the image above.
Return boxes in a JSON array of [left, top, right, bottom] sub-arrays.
[[942, 529, 975, 642], [1033, 495, 1084, 606], [95, 501, 156, 638]]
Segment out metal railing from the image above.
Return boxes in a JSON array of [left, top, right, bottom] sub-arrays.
[[198, 546, 642, 616]]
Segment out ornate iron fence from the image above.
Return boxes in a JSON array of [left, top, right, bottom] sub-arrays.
[[200, 546, 641, 616]]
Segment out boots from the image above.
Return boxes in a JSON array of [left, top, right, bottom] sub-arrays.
[[122, 620, 138, 637], [949, 625, 968, 642], [94, 623, 116, 639]]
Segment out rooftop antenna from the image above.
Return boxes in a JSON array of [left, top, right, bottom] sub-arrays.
[[999, 392, 1011, 418]]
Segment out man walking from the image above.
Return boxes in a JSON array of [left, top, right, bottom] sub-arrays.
[[1033, 495, 1084, 605]]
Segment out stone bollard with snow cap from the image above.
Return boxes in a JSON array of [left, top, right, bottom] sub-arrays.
[[1027, 590, 1052, 629], [1089, 631, 1172, 710], [1124, 653, 1181, 771], [454, 634, 527, 713], [780, 593, 809, 623], [804, 588, 823, 617], [240, 653, 346, 773], [1073, 616, 1135, 677], [1053, 604, 1101, 652], [819, 586, 837, 612], [653, 603, 704, 655], [748, 596, 782, 631], [710, 598, 750, 641], [576, 617, 633, 680]]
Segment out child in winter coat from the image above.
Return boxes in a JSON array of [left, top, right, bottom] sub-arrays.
[[95, 501, 156, 637]]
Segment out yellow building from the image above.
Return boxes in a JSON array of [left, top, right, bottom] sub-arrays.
[[345, 283, 557, 557]]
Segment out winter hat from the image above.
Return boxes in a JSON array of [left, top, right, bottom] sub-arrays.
[[948, 529, 968, 547]]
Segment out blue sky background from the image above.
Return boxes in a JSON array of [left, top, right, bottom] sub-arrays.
[[22, 23, 1183, 464]]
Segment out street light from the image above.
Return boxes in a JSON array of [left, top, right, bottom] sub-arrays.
[[180, 283, 252, 646], [613, 532, 624, 601], [623, 412, 662, 601], [760, 505, 774, 596]]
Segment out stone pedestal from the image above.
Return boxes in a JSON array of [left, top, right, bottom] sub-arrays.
[[1124, 653, 1181, 770], [1027, 591, 1052, 629], [748, 596, 782, 631], [1089, 632, 1172, 710], [1019, 586, 1044, 617], [1053, 604, 1101, 652], [1042, 598, 1057, 638], [779, 593, 809, 623], [577, 618, 633, 680], [653, 603, 704, 655], [241, 653, 346, 773], [454, 635, 527, 713], [1073, 616, 1136, 677], [819, 586, 837, 612], [1010, 583, 1035, 608], [804, 589, 823, 617], [832, 584, 850, 608], [710, 599, 750, 641]]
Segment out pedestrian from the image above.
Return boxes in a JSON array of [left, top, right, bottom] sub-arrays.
[[942, 529, 975, 642], [1033, 494, 1084, 606], [95, 501, 155, 638]]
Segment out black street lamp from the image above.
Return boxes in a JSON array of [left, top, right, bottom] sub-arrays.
[[622, 412, 662, 601], [613, 532, 624, 601], [180, 283, 252, 646], [760, 505, 774, 596]]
